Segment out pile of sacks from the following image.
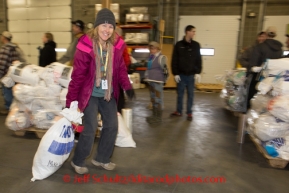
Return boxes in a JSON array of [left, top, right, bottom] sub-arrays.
[[247, 58, 289, 160], [1, 62, 72, 131], [219, 69, 247, 112], [1, 62, 136, 148]]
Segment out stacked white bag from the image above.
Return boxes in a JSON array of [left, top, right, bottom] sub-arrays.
[[31, 101, 83, 181], [1, 62, 72, 131], [247, 58, 289, 160]]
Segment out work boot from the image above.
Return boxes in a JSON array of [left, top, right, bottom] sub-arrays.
[[170, 111, 182, 117], [154, 109, 162, 123], [147, 108, 162, 124], [146, 107, 157, 124], [187, 113, 193, 121]]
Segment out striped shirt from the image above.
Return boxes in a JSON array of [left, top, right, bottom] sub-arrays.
[[0, 43, 19, 79]]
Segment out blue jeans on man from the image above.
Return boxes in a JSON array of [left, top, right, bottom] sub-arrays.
[[2, 85, 13, 110], [171, 74, 195, 120]]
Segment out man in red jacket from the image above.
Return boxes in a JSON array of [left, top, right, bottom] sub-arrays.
[[115, 26, 132, 113]]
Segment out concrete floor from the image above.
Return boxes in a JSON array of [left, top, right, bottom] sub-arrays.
[[0, 88, 288, 193]]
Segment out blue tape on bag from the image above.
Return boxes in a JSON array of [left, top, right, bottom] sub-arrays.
[[48, 125, 74, 155], [48, 140, 74, 156]]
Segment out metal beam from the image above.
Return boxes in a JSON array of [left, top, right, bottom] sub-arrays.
[[257, 0, 267, 33], [174, 0, 179, 44], [238, 0, 247, 53]]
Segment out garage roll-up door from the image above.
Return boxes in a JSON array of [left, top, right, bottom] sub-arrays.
[[178, 16, 240, 84], [7, 0, 72, 65]]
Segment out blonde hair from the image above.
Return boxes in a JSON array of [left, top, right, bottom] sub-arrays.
[[45, 33, 54, 42], [87, 26, 115, 45]]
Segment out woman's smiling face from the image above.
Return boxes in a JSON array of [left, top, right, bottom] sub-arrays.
[[98, 23, 114, 43]]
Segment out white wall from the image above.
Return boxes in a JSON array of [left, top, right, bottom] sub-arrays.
[[7, 0, 71, 64], [178, 16, 240, 84]]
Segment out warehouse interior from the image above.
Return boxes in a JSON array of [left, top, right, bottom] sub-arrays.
[[0, 0, 289, 193]]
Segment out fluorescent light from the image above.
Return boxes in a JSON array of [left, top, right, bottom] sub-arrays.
[[55, 48, 67, 52], [284, 51, 289, 56], [134, 49, 150, 53], [200, 48, 214, 56]]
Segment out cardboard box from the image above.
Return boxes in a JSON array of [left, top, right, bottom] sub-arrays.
[[126, 14, 150, 23], [124, 33, 149, 44], [110, 4, 119, 12], [95, 3, 119, 13], [130, 7, 148, 13]]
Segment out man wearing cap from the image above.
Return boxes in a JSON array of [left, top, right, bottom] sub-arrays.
[[247, 26, 283, 109], [115, 26, 131, 113], [0, 31, 19, 115], [58, 20, 85, 65], [249, 26, 283, 70], [239, 31, 267, 68], [171, 25, 202, 121]]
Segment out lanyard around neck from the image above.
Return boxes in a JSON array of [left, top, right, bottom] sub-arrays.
[[98, 42, 109, 77]]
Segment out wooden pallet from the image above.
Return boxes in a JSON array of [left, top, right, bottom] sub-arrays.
[[195, 83, 223, 93], [14, 127, 47, 138], [14, 126, 102, 139], [249, 135, 289, 169]]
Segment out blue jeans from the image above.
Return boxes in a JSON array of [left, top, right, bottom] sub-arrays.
[[72, 96, 118, 166], [2, 85, 13, 110], [176, 74, 195, 114], [148, 82, 163, 110]]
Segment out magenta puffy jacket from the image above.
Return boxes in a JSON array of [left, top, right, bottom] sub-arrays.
[[66, 34, 132, 111]]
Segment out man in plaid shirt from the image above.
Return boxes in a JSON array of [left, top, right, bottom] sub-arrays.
[[0, 31, 19, 115]]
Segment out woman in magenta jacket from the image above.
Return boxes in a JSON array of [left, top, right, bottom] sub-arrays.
[[66, 8, 134, 174]]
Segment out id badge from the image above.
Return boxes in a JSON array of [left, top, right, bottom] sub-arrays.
[[102, 79, 108, 89]]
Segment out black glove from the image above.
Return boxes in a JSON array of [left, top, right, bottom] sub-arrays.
[[126, 89, 135, 100]]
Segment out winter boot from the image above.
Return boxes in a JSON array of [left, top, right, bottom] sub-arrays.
[[155, 109, 162, 123], [147, 109, 162, 124], [146, 107, 157, 124]]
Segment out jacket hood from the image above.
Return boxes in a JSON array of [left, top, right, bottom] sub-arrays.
[[78, 34, 120, 51], [45, 41, 57, 48], [264, 39, 282, 51]]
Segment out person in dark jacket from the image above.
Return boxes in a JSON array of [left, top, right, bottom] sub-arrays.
[[249, 26, 283, 70], [170, 25, 202, 121], [247, 26, 283, 109], [115, 26, 131, 113], [239, 31, 267, 68], [39, 33, 56, 67]]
